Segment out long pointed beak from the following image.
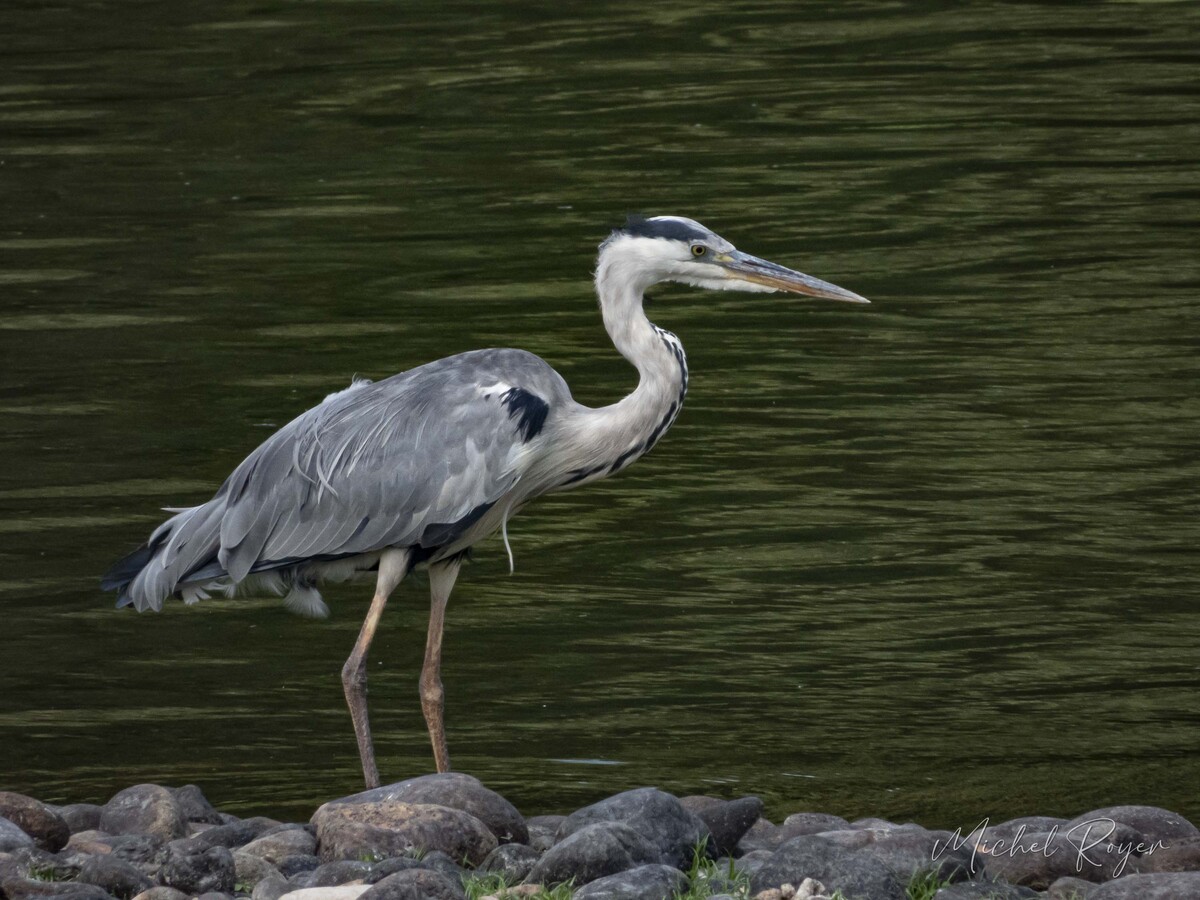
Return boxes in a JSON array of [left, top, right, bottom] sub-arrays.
[[721, 250, 869, 303]]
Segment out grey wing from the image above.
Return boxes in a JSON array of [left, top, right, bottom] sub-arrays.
[[211, 350, 565, 581]]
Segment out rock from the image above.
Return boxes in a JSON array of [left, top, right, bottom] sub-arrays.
[[277, 856, 321, 879], [526, 822, 660, 887], [413, 850, 464, 884], [556, 788, 709, 869], [976, 829, 1129, 888], [680, 796, 763, 857], [158, 844, 235, 894], [102, 834, 166, 869], [1045, 876, 1097, 898], [233, 850, 284, 889], [195, 893, 233, 900], [76, 855, 155, 899], [1065, 806, 1200, 847], [1, 816, 37, 852], [572, 863, 690, 900], [311, 801, 495, 867], [739, 814, 853, 854], [525, 817, 564, 853], [305, 861, 373, 888], [357, 869, 465, 900], [241, 829, 318, 866], [100, 787, 187, 842], [319, 774, 526, 845], [1134, 836, 1200, 873], [130, 887, 188, 900], [251, 875, 295, 900], [58, 807, 104, 836], [851, 818, 898, 830], [826, 826, 981, 882], [981, 817, 1068, 843], [0, 880, 115, 900], [180, 821, 265, 852], [169, 787, 224, 826], [0, 794, 70, 853], [277, 889, 369, 900], [933, 882, 1038, 899], [1088, 872, 1200, 898], [361, 858, 423, 884], [478, 843, 539, 882], [750, 834, 907, 900]]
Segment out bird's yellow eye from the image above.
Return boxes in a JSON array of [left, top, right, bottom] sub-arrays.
[[691, 245, 707, 257]]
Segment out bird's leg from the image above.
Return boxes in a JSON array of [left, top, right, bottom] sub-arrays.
[[421, 557, 461, 774], [342, 548, 409, 789]]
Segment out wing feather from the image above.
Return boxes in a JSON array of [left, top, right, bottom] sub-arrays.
[[210, 349, 568, 579]]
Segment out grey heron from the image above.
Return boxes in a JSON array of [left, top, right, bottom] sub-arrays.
[[103, 215, 867, 787]]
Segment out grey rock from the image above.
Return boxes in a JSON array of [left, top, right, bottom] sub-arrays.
[[103, 834, 166, 869], [738, 813, 852, 854], [361, 858, 422, 884], [357, 869, 465, 900], [77, 855, 155, 899], [981, 817, 1068, 844], [305, 861, 373, 888], [572, 863, 690, 900], [233, 850, 284, 889], [1089, 871, 1200, 899], [195, 893, 233, 900], [130, 888, 189, 900], [159, 844, 236, 894], [319, 774, 526, 846], [556, 788, 708, 869], [411, 850, 463, 884], [277, 856, 321, 879], [526, 816, 565, 853], [852, 818, 899, 830], [1065, 806, 1199, 847], [311, 802, 495, 867], [478, 843, 539, 882], [977, 829, 1128, 888], [251, 875, 294, 900], [180, 822, 265, 852], [169, 787, 224, 826], [750, 834, 907, 900], [526, 822, 660, 887], [58, 806, 104, 836], [2, 845, 83, 883], [1134, 836, 1200, 873], [241, 830, 318, 866], [100, 787, 187, 842], [680, 796, 763, 857], [731, 849, 771, 880], [1, 816, 37, 852], [1046, 876, 1097, 898], [0, 794, 70, 853], [825, 826, 981, 882], [933, 881, 1038, 899], [0, 880, 115, 900]]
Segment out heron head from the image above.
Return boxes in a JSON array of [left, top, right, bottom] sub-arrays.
[[601, 214, 868, 304]]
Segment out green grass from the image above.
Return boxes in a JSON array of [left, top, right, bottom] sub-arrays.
[[461, 872, 573, 900], [460, 856, 958, 900]]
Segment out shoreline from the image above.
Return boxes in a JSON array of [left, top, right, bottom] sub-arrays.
[[2, 776, 1199, 900]]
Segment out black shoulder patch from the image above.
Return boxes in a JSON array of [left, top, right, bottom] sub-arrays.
[[501, 387, 550, 441], [620, 214, 709, 243], [419, 500, 496, 549]]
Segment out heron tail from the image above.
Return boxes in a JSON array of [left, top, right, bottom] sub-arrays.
[[102, 502, 225, 612]]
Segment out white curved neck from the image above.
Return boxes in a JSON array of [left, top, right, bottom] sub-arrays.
[[547, 243, 688, 489]]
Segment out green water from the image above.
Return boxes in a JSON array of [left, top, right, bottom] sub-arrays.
[[2, 1, 1198, 829]]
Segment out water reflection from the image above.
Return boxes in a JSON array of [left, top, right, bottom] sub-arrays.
[[1, 1, 1198, 827]]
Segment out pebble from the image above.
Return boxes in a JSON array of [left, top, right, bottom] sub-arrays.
[[0, 780, 1194, 900]]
